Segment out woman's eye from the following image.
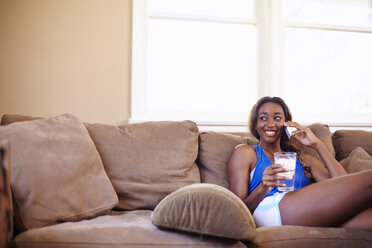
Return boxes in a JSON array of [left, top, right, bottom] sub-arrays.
[[260, 117, 267, 121], [274, 116, 282, 121]]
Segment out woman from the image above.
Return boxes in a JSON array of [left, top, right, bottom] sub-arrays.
[[228, 96, 372, 230]]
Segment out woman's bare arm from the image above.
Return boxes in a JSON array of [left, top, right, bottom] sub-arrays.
[[286, 121, 347, 181], [310, 138, 347, 178], [228, 144, 288, 212]]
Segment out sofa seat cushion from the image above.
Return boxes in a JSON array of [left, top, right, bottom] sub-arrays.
[[251, 226, 372, 248], [0, 114, 118, 230], [14, 210, 246, 248], [85, 120, 201, 210]]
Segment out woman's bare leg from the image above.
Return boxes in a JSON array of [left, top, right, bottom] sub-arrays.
[[279, 169, 372, 230], [339, 208, 372, 230]]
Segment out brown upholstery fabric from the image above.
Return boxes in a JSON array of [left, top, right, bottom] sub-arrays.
[[332, 130, 372, 161], [85, 120, 200, 210], [198, 131, 258, 188], [14, 210, 246, 248], [0, 140, 12, 248], [1, 114, 41, 125], [251, 225, 372, 248], [151, 183, 256, 240], [0, 114, 118, 230], [340, 147, 372, 173]]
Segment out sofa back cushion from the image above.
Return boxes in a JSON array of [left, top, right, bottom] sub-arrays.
[[0, 114, 118, 230], [85, 120, 200, 210], [198, 132, 258, 188], [332, 130, 372, 161], [198, 123, 334, 188]]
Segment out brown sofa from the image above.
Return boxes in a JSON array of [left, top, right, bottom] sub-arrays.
[[0, 113, 371, 248]]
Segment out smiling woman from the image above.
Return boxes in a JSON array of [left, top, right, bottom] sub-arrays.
[[228, 96, 372, 230]]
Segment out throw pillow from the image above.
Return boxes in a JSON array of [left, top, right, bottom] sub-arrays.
[[151, 183, 256, 240], [332, 130, 372, 161], [340, 147, 372, 174], [0, 113, 118, 230], [197, 131, 258, 188], [85, 120, 200, 210]]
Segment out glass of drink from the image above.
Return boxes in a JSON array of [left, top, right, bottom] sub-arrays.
[[274, 152, 296, 192]]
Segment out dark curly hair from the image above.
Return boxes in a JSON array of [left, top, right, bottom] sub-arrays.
[[249, 96, 311, 179]]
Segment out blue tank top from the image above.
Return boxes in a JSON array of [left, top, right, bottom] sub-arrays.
[[249, 145, 310, 197]]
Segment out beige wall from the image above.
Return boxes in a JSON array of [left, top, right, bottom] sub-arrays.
[[0, 0, 132, 125]]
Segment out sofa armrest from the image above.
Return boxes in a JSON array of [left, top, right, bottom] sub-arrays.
[[0, 140, 12, 248]]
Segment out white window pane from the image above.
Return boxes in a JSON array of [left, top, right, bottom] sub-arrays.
[[285, 28, 372, 122], [283, 0, 372, 27], [147, 19, 257, 121], [147, 0, 254, 19]]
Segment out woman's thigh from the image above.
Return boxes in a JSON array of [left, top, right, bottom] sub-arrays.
[[279, 169, 372, 227]]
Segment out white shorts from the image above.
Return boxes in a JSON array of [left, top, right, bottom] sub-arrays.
[[253, 192, 287, 227]]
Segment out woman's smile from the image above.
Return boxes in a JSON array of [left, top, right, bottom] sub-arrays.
[[263, 130, 278, 136]]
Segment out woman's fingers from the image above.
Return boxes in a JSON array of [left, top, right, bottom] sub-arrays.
[[291, 129, 307, 138], [262, 164, 291, 187], [284, 121, 303, 130], [271, 164, 289, 173], [285, 121, 315, 140], [264, 164, 288, 174], [263, 173, 291, 181], [262, 175, 286, 187]]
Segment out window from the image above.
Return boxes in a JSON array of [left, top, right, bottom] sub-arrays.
[[132, 0, 372, 131], [282, 0, 372, 125]]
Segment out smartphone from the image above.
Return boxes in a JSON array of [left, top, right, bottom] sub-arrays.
[[284, 126, 295, 139]]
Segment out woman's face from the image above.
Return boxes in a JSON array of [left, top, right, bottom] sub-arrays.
[[256, 102, 285, 142]]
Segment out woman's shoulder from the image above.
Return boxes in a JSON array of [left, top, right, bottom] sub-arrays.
[[233, 143, 257, 154], [229, 144, 257, 168]]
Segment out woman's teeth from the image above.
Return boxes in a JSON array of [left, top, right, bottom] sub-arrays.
[[265, 130, 276, 136]]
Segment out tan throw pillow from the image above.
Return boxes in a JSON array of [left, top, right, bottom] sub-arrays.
[[151, 183, 256, 240], [332, 130, 372, 161], [340, 147, 372, 174], [197, 131, 258, 188], [0, 113, 118, 230], [85, 120, 200, 210]]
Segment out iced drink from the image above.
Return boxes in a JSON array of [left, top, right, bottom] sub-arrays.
[[274, 152, 296, 192]]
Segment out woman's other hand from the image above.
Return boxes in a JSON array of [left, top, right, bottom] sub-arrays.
[[284, 121, 320, 148]]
